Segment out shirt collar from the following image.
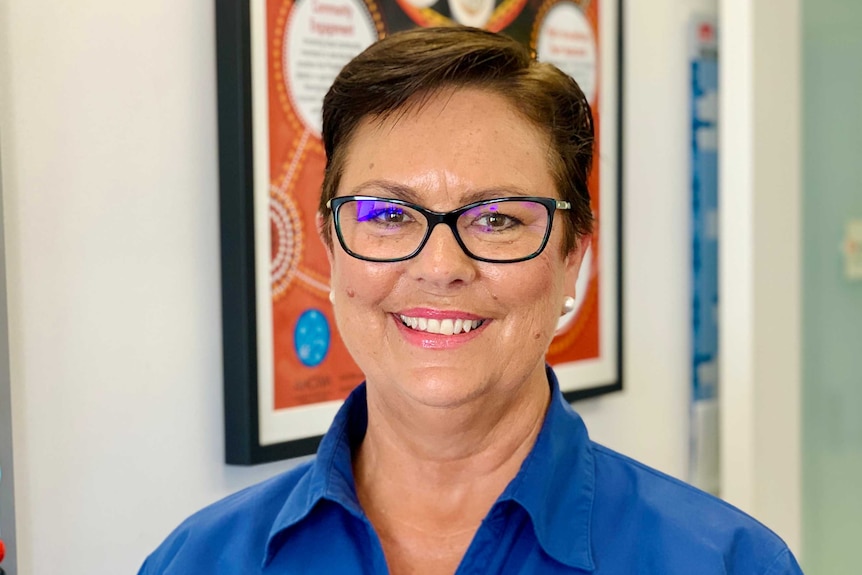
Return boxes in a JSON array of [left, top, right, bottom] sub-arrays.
[[264, 385, 369, 566], [499, 366, 596, 570], [265, 367, 596, 571]]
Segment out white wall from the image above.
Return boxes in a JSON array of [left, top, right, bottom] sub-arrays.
[[0, 2, 300, 573], [718, 0, 802, 554], [578, 0, 717, 478], [0, 0, 720, 573]]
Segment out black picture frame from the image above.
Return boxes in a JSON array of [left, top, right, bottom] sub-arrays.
[[215, 0, 623, 464]]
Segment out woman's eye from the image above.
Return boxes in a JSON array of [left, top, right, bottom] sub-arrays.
[[355, 203, 409, 224], [374, 209, 407, 223], [476, 212, 517, 230]]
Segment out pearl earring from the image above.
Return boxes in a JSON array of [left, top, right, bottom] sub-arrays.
[[562, 296, 575, 315], [329, 291, 335, 304]]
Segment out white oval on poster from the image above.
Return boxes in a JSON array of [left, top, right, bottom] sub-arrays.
[[536, 2, 597, 105], [403, 0, 438, 8], [449, 0, 495, 28], [285, 0, 378, 135]]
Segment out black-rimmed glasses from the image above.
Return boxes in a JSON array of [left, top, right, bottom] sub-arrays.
[[326, 196, 571, 263]]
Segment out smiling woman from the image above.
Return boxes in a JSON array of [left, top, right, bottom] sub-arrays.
[[324, 87, 580, 418], [140, 27, 802, 575]]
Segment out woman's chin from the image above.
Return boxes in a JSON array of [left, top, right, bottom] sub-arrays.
[[377, 366, 490, 410]]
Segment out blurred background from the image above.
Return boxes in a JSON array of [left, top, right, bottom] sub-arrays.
[[0, 0, 859, 573]]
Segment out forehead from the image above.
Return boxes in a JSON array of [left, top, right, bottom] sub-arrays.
[[338, 88, 557, 207]]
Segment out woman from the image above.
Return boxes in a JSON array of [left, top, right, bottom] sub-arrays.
[[141, 27, 802, 574]]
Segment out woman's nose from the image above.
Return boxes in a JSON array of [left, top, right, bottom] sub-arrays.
[[406, 224, 478, 287]]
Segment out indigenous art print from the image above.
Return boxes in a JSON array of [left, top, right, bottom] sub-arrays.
[[216, 0, 622, 463]]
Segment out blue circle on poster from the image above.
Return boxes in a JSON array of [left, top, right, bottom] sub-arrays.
[[294, 309, 330, 367]]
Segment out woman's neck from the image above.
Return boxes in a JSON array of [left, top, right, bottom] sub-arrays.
[[352, 372, 551, 574]]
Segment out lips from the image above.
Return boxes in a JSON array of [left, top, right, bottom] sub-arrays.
[[398, 315, 486, 335]]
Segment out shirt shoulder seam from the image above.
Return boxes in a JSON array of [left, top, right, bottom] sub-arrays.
[[760, 547, 793, 575], [590, 443, 788, 545]]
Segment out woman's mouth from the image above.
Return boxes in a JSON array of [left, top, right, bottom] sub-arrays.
[[397, 315, 486, 335]]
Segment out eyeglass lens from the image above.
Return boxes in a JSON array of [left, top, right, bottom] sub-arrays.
[[335, 198, 551, 261]]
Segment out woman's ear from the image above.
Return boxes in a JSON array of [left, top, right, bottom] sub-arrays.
[[564, 234, 591, 292], [317, 212, 334, 269]]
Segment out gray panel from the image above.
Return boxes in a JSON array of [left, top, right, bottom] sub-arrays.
[[0, 134, 17, 574]]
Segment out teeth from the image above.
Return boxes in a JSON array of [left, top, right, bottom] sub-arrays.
[[440, 319, 454, 335], [399, 315, 484, 335]]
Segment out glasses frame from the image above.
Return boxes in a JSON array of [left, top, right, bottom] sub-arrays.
[[326, 195, 571, 264]]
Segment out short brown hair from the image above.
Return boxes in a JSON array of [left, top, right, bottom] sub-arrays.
[[319, 26, 594, 253]]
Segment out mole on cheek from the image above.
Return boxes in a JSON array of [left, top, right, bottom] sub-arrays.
[[346, 288, 356, 298], [368, 163, 374, 170]]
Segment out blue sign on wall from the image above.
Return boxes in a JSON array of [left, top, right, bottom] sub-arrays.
[[689, 16, 720, 495]]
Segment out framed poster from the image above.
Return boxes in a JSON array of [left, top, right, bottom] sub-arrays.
[[216, 0, 622, 464]]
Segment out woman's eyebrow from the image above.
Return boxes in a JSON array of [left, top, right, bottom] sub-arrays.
[[348, 180, 422, 203], [458, 186, 534, 204], [347, 181, 534, 205]]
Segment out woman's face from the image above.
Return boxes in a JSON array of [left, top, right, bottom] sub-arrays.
[[323, 88, 586, 410]]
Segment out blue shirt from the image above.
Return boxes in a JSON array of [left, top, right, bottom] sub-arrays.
[[140, 368, 803, 574]]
